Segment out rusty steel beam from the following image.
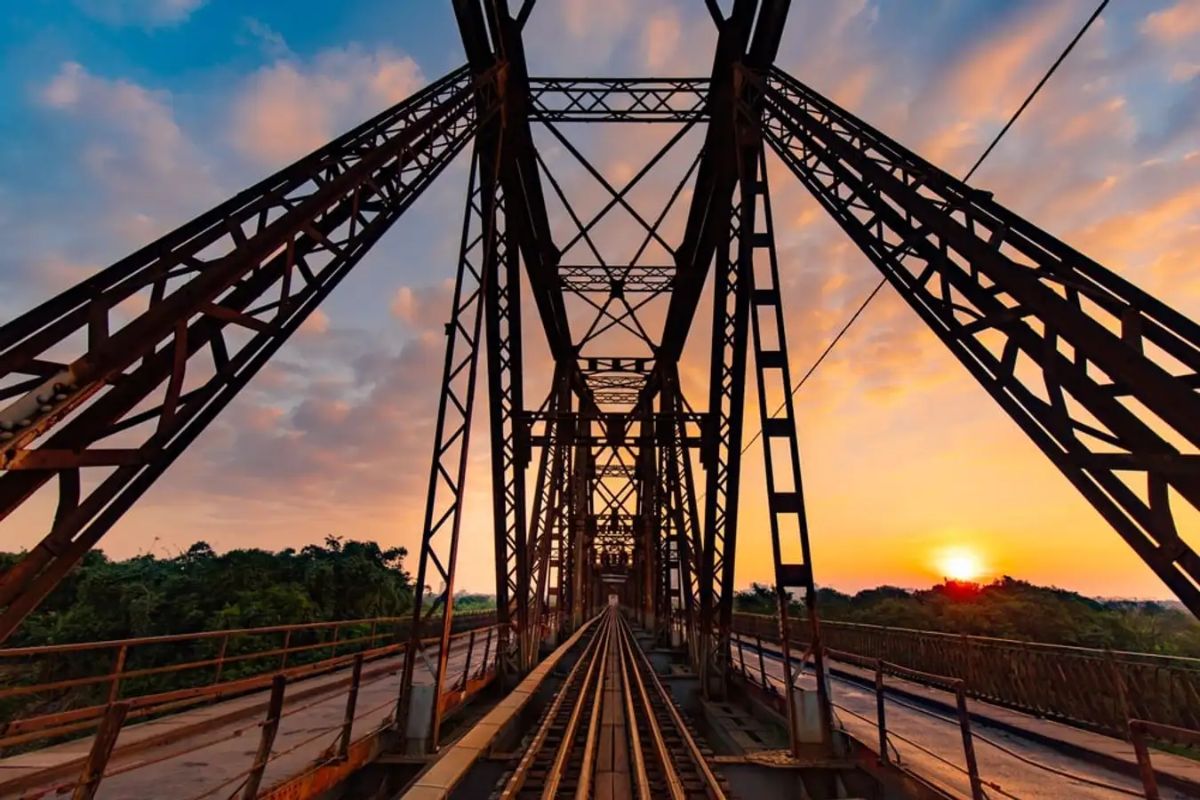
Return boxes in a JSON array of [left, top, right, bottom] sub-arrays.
[[527, 77, 709, 123], [396, 142, 497, 751], [752, 64, 1200, 617], [0, 66, 493, 643]]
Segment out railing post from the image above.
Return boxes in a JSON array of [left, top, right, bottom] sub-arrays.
[[756, 636, 768, 691], [214, 633, 230, 684], [480, 626, 494, 675], [338, 655, 364, 760], [330, 623, 340, 658], [1129, 721, 1160, 800], [279, 629, 293, 671], [462, 629, 477, 691], [1106, 649, 1132, 735], [242, 675, 287, 800], [72, 701, 129, 800], [737, 635, 748, 678], [962, 633, 976, 691], [954, 682, 984, 799], [875, 660, 888, 764], [369, 619, 378, 650], [107, 644, 128, 704]]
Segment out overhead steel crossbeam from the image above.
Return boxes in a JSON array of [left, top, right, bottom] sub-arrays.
[[0, 65, 495, 642], [533, 114, 701, 385], [558, 265, 676, 293], [528, 78, 710, 123], [749, 65, 1200, 615]]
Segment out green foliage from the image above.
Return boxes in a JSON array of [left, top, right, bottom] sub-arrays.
[[734, 577, 1200, 657], [1, 538, 469, 736], [4, 536, 417, 649]]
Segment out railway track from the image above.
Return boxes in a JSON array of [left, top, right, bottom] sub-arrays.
[[496, 607, 729, 800]]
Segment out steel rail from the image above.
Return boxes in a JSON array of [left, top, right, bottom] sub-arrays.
[[497, 612, 608, 799], [617, 614, 686, 800], [615, 618, 653, 800], [540, 612, 611, 799], [617, 612, 726, 800], [572, 617, 613, 800]]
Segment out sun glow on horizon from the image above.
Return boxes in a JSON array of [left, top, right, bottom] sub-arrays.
[[936, 547, 986, 583]]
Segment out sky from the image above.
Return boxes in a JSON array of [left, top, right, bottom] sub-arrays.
[[1, 0, 1199, 601]]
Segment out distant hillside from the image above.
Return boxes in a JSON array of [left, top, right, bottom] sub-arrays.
[[734, 577, 1200, 657]]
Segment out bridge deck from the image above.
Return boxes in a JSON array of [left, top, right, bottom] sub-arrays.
[[733, 635, 1200, 799], [0, 639, 481, 799]]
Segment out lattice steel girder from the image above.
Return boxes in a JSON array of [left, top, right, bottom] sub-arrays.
[[738, 143, 832, 751], [654, 0, 789, 371], [397, 142, 497, 749], [527, 78, 710, 123], [559, 265, 676, 294], [752, 65, 1200, 615], [0, 65, 494, 642], [526, 371, 571, 648]]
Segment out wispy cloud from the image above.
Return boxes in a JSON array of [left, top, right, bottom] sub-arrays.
[[229, 45, 424, 166], [74, 0, 207, 28]]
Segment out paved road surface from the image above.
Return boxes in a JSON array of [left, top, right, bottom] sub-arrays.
[[731, 634, 1195, 800], [0, 635, 493, 800]]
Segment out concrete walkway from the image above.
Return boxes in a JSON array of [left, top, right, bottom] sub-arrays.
[[731, 634, 1199, 800]]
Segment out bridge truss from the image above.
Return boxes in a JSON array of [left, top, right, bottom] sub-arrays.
[[1, 0, 1198, 758]]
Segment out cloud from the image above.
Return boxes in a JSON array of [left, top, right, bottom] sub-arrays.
[[240, 17, 292, 60], [298, 309, 331, 335], [74, 0, 206, 27], [1143, 0, 1200, 44], [37, 61, 219, 241], [230, 46, 424, 166], [390, 281, 454, 330], [643, 10, 682, 70]]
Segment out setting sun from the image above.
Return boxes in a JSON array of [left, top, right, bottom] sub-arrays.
[[936, 547, 986, 582]]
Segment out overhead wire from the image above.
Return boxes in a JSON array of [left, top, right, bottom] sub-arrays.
[[740, 0, 1110, 456]]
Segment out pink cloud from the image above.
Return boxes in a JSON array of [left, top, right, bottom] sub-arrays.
[[643, 10, 682, 71], [230, 46, 424, 166], [298, 308, 331, 335], [37, 61, 219, 242], [1143, 0, 1200, 43], [390, 281, 454, 330]]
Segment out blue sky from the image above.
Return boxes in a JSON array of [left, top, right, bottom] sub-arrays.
[[1, 1, 1199, 598]]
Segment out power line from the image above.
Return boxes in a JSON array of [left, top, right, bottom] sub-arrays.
[[740, 0, 1110, 456]]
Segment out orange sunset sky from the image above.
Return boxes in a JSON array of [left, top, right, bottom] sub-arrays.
[[2, 1, 1199, 601]]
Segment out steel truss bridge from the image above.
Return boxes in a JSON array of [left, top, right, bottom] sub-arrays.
[[1, 1, 1199, 798]]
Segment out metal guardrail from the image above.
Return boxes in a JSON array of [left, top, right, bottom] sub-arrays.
[[731, 612, 1200, 737], [1129, 719, 1200, 799], [0, 610, 497, 749]]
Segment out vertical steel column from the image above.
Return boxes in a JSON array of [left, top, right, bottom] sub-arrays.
[[528, 370, 571, 650], [397, 144, 497, 751], [739, 144, 832, 751], [637, 404, 659, 631], [699, 187, 752, 697], [568, 418, 594, 628], [549, 409, 573, 634], [484, 189, 530, 678], [661, 372, 702, 661]]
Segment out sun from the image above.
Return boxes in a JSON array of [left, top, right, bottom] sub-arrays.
[[936, 547, 985, 582]]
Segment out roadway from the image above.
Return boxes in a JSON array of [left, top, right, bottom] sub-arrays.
[[731, 634, 1198, 799], [0, 636, 492, 799]]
